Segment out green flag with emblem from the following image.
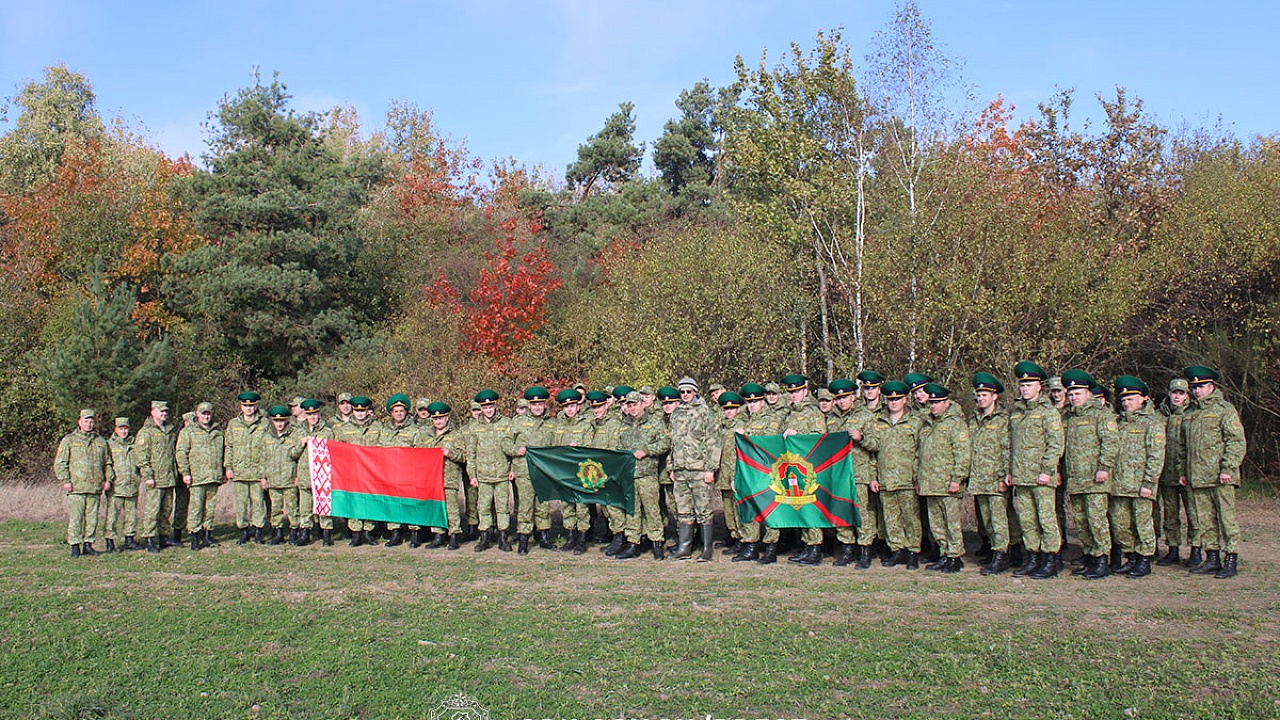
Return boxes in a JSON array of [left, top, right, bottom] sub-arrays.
[[525, 446, 635, 514], [734, 432, 859, 528]]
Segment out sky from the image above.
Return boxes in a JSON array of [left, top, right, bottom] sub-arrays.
[[3, 1, 1277, 179]]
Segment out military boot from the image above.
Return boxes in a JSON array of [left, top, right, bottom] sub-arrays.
[[81, 542, 99, 556], [721, 539, 742, 556], [615, 541, 640, 559], [904, 550, 919, 570], [202, 529, 218, 547], [1214, 553, 1238, 579], [696, 521, 716, 562], [473, 529, 492, 552], [168, 529, 183, 547], [925, 554, 949, 571], [1186, 546, 1203, 568], [1156, 545, 1180, 566], [1116, 552, 1138, 575], [797, 544, 822, 566], [1109, 547, 1125, 573], [854, 545, 873, 569], [732, 542, 760, 562], [559, 530, 577, 552], [322, 529, 334, 546], [975, 538, 993, 563], [1008, 544, 1026, 569], [757, 543, 778, 565], [1030, 551, 1062, 579], [349, 530, 365, 547], [253, 527, 265, 544], [408, 530, 422, 548], [981, 551, 1011, 575], [882, 549, 905, 567], [1190, 549, 1221, 575], [69, 543, 81, 558], [517, 533, 530, 555], [105, 539, 117, 553], [498, 530, 513, 552], [670, 523, 695, 560], [1082, 554, 1111, 580], [287, 529, 300, 546], [1126, 554, 1152, 578], [426, 532, 447, 549], [238, 529, 252, 545], [122, 535, 143, 551], [296, 529, 310, 547], [268, 528, 285, 545], [602, 532, 626, 556], [191, 533, 202, 551], [537, 530, 556, 549], [360, 531, 375, 547], [161, 531, 180, 548], [940, 557, 963, 573], [384, 529, 403, 547], [1012, 551, 1041, 577], [651, 539, 666, 560], [446, 533, 461, 550], [1072, 555, 1095, 577], [832, 543, 856, 567], [572, 530, 588, 555], [146, 536, 160, 553]]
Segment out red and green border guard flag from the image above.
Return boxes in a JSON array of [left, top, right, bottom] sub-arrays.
[[308, 438, 447, 528], [734, 432, 859, 529]]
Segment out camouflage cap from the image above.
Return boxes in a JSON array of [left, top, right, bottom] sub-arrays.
[[1046, 376, 1065, 392], [621, 390, 644, 404], [1168, 378, 1190, 393], [182, 411, 196, 424], [638, 386, 656, 397], [469, 401, 481, 411], [196, 401, 214, 413], [516, 398, 529, 408], [150, 400, 169, 411], [763, 382, 783, 394], [114, 416, 130, 427], [79, 408, 97, 420], [290, 396, 305, 408], [816, 388, 835, 401], [337, 392, 354, 404], [708, 383, 725, 394], [415, 397, 431, 410]]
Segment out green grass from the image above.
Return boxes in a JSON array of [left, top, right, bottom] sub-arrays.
[[3, 521, 1278, 720]]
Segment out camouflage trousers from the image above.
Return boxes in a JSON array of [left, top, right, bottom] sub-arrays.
[[233, 480, 267, 529], [1012, 484, 1061, 553], [465, 476, 479, 527], [140, 485, 175, 539], [1068, 492, 1112, 556], [1108, 495, 1156, 556], [721, 489, 742, 540], [1191, 484, 1240, 554], [740, 520, 780, 544], [173, 482, 189, 533], [298, 486, 314, 529], [66, 492, 101, 545], [476, 480, 511, 531], [837, 484, 879, 546], [1158, 483, 1197, 548], [186, 483, 219, 533], [268, 487, 300, 529], [925, 494, 965, 558], [431, 480, 464, 535], [880, 488, 922, 552], [603, 504, 626, 534], [560, 502, 590, 531], [104, 493, 137, 540], [671, 470, 715, 524], [513, 475, 552, 535], [625, 474, 664, 543], [973, 493, 1010, 553]]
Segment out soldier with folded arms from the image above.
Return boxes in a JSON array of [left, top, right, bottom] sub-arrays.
[[55, 408, 113, 558]]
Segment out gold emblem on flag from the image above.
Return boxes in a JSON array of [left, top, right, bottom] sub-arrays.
[[577, 459, 608, 491], [768, 451, 817, 507]]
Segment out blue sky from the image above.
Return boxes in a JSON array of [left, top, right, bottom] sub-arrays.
[[3, 1, 1277, 179]]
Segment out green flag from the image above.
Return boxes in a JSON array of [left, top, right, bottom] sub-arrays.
[[734, 431, 859, 529], [525, 446, 636, 515]]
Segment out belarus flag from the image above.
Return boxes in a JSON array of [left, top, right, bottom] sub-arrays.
[[309, 438, 447, 527]]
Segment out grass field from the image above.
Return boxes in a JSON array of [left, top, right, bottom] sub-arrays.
[[2, 484, 1278, 720]]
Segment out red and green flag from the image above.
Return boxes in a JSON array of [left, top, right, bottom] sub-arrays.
[[525, 446, 635, 515], [734, 432, 859, 529], [308, 438, 447, 528]]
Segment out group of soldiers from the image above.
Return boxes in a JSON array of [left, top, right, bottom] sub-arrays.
[[55, 361, 1246, 579]]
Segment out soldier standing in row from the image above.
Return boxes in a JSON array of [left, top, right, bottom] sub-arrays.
[[552, 389, 593, 553], [298, 399, 335, 545], [968, 373, 1013, 575], [262, 405, 304, 545], [714, 392, 747, 558], [55, 409, 113, 557], [226, 392, 266, 544], [468, 389, 512, 552], [104, 417, 142, 552], [1182, 366, 1246, 578], [507, 386, 556, 554], [781, 374, 828, 566], [668, 378, 720, 561], [177, 402, 225, 550], [732, 384, 784, 564], [381, 394, 421, 547], [1109, 376, 1166, 578], [917, 384, 971, 573], [827, 378, 878, 569], [1157, 378, 1198, 567], [334, 396, 382, 546], [616, 390, 671, 560], [1009, 362, 1065, 579], [137, 400, 180, 553], [875, 381, 923, 569], [421, 402, 467, 549], [1061, 369, 1118, 580]]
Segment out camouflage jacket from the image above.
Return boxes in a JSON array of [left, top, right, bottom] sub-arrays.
[[551, 411, 594, 448], [259, 425, 303, 489], [107, 436, 140, 497], [784, 397, 827, 435], [296, 417, 335, 487], [421, 423, 467, 491], [828, 404, 879, 487], [716, 413, 749, 490], [1113, 400, 1166, 498], [967, 407, 1010, 496], [1182, 388, 1246, 489], [916, 403, 971, 496], [617, 410, 671, 479], [54, 429, 113, 494], [466, 413, 511, 483], [873, 412, 922, 492], [176, 421, 225, 486], [588, 412, 625, 451], [506, 414, 553, 480], [1008, 395, 1064, 487], [1158, 398, 1191, 486], [333, 418, 384, 447], [381, 420, 422, 448], [135, 418, 180, 489], [224, 413, 264, 480], [668, 397, 720, 472], [1062, 399, 1118, 495]]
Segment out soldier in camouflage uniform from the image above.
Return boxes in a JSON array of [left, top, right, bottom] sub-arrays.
[[782, 374, 828, 566], [1109, 376, 1166, 578], [917, 384, 971, 573], [506, 387, 556, 554], [654, 386, 681, 538], [297, 399, 335, 545], [226, 391, 266, 544], [668, 377, 721, 561], [177, 402, 225, 550], [413, 397, 433, 427], [1009, 362, 1066, 579], [586, 390, 628, 554], [421, 402, 467, 549], [615, 390, 672, 560], [763, 382, 789, 426], [825, 379, 879, 568], [467, 389, 513, 552], [459, 400, 483, 538], [55, 409, 113, 557], [732, 384, 785, 564], [136, 400, 181, 553], [1156, 378, 1198, 567], [714, 392, 748, 557], [968, 373, 1013, 575], [333, 396, 383, 546], [380, 394, 423, 547], [1182, 366, 1246, 578], [261, 405, 305, 545], [857, 371, 890, 557], [105, 417, 143, 551], [551, 388, 593, 553], [816, 388, 835, 419], [1060, 369, 1119, 580], [874, 381, 922, 569]]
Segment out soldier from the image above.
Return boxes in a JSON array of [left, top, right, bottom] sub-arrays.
[[1109, 376, 1166, 578], [667, 377, 720, 561], [413, 397, 433, 427], [825, 379, 879, 568], [904, 373, 933, 415], [874, 381, 922, 569], [136, 400, 180, 553], [226, 391, 266, 544], [638, 386, 657, 413], [333, 392, 354, 425], [1156, 378, 1198, 567], [816, 388, 836, 419], [506, 386, 556, 554], [467, 389, 512, 552], [1182, 365, 1246, 578], [551, 388, 593, 553], [55, 408, 113, 557], [714, 392, 748, 557], [460, 399, 484, 539], [297, 399, 335, 545], [616, 390, 672, 560], [381, 394, 422, 547], [763, 381, 788, 425], [290, 396, 306, 425], [1009, 361, 1066, 579], [515, 398, 529, 416], [654, 385, 682, 538], [782, 373, 827, 566], [421, 402, 467, 549], [732, 384, 784, 564], [857, 371, 885, 415], [968, 373, 1014, 575], [260, 405, 304, 545], [333, 396, 383, 546], [587, 390, 628, 553], [176, 402, 226, 550], [104, 417, 143, 552], [1047, 376, 1066, 412], [917, 383, 971, 573], [1061, 369, 1119, 580]]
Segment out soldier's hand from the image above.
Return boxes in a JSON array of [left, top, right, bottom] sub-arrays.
[[61, 482, 72, 493], [703, 471, 715, 484], [1094, 470, 1108, 483], [103, 481, 111, 493], [183, 475, 193, 486], [1219, 473, 1233, 484], [1179, 475, 1187, 486], [849, 429, 863, 442], [870, 480, 880, 492], [470, 479, 478, 488], [1035, 473, 1052, 486], [998, 480, 1008, 493], [259, 479, 268, 490], [225, 469, 234, 481], [146, 479, 155, 488], [633, 450, 646, 460], [783, 429, 797, 437], [948, 481, 961, 494], [508, 471, 515, 481], [517, 446, 526, 456], [1139, 487, 1153, 498]]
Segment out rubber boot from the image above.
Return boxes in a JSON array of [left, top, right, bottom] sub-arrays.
[[1190, 549, 1221, 575], [670, 523, 695, 560], [537, 530, 556, 549], [732, 542, 760, 562], [559, 530, 577, 552], [1156, 545, 1180, 566], [146, 536, 160, 553], [1126, 554, 1152, 578], [602, 532, 625, 556], [1214, 553, 1238, 579], [70, 543, 81, 558], [447, 533, 461, 550], [695, 521, 715, 562], [122, 535, 143, 551], [1030, 551, 1062, 579], [651, 539, 665, 560], [384, 529, 403, 547], [854, 545, 873, 569], [517, 533, 530, 555], [1186, 546, 1203, 568], [322, 529, 334, 546], [1012, 551, 1041, 577], [105, 539, 117, 553], [981, 551, 1011, 576], [757, 543, 778, 565], [268, 528, 285, 545], [474, 529, 492, 552], [832, 543, 856, 567], [238, 529, 252, 545], [615, 541, 640, 559]]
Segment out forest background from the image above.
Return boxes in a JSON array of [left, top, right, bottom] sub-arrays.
[[2, 3, 1278, 485]]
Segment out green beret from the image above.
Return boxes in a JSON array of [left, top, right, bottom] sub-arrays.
[[1114, 375, 1149, 397], [585, 390, 609, 407], [267, 405, 291, 420], [1168, 378, 1190, 393], [1060, 369, 1094, 391], [611, 385, 634, 399], [523, 386, 550, 401], [1014, 361, 1046, 382], [350, 396, 372, 410], [657, 386, 681, 402], [386, 393, 411, 412], [427, 401, 451, 417], [740, 383, 766, 401], [972, 372, 1004, 394], [903, 373, 932, 391], [718, 391, 745, 409], [474, 389, 499, 405], [237, 391, 261, 404], [855, 370, 884, 387], [781, 374, 807, 391], [828, 379, 857, 398], [556, 388, 583, 404], [1183, 365, 1219, 385], [923, 383, 950, 401], [881, 381, 910, 399], [1091, 383, 1110, 401], [301, 399, 325, 411]]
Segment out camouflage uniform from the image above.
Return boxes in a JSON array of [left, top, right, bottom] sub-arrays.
[[54, 423, 113, 548], [736, 404, 784, 547], [668, 396, 720, 524], [421, 422, 467, 536], [225, 413, 266, 531], [875, 412, 923, 554], [466, 413, 512, 533], [136, 416, 180, 541], [380, 419, 422, 533], [1063, 398, 1119, 558], [785, 396, 828, 548], [176, 419, 225, 536], [1158, 395, 1196, 552], [105, 432, 140, 543], [617, 409, 671, 546], [1009, 395, 1065, 553], [916, 402, 971, 559], [589, 410, 627, 536], [828, 403, 879, 547], [506, 413, 554, 536], [261, 423, 304, 532], [552, 410, 595, 532], [332, 416, 383, 533], [297, 416, 335, 532], [1183, 387, 1246, 555], [1110, 399, 1165, 557], [715, 411, 749, 544], [968, 406, 1012, 553]]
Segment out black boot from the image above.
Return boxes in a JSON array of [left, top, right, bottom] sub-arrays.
[[981, 551, 1011, 575], [238, 529, 252, 545], [1186, 546, 1203, 568], [161, 531, 180, 548], [105, 539, 117, 553], [615, 541, 640, 559], [1109, 546, 1125, 573], [296, 529, 310, 547], [799, 544, 822, 566], [203, 529, 219, 547], [1030, 551, 1062, 579], [286, 529, 298, 546], [732, 542, 760, 562], [447, 533, 461, 550], [253, 527, 265, 544], [322, 529, 333, 546], [498, 530, 513, 552], [832, 543, 856, 567], [1072, 555, 1095, 577], [384, 529, 403, 547], [651, 538, 666, 560], [1116, 552, 1137, 575], [1082, 554, 1111, 580], [122, 535, 143, 551], [268, 528, 285, 545], [408, 530, 422, 548], [905, 550, 919, 570], [70, 543, 81, 558], [81, 542, 99, 556], [670, 523, 695, 560], [1008, 544, 1026, 569], [721, 539, 742, 556], [925, 554, 949, 571], [757, 542, 778, 565], [360, 531, 374, 547], [1214, 553, 1238, 579], [696, 521, 715, 562], [146, 537, 160, 553], [474, 529, 492, 552], [1190, 549, 1221, 575], [517, 533, 530, 555], [854, 545, 873, 569], [572, 530, 587, 555], [559, 530, 577, 552], [602, 532, 625, 556], [1126, 554, 1152, 578], [537, 530, 556, 549], [350, 530, 365, 547], [975, 538, 993, 563], [191, 533, 202, 551], [940, 557, 963, 573], [1012, 551, 1041, 577], [1156, 545, 1181, 566], [426, 532, 447, 549], [882, 549, 905, 568]]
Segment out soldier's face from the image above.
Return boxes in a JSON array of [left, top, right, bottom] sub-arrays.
[[862, 386, 880, 403], [481, 405, 497, 419], [78, 416, 95, 433], [765, 392, 779, 406], [1192, 382, 1213, 400], [1067, 388, 1091, 407], [1122, 394, 1145, 412], [928, 398, 950, 416], [974, 390, 997, 411], [354, 408, 372, 423], [306, 410, 320, 426], [433, 416, 449, 431], [529, 401, 547, 417], [416, 408, 430, 420], [788, 388, 807, 406], [835, 395, 855, 411], [818, 398, 833, 412], [114, 425, 130, 439], [470, 408, 481, 419], [724, 406, 741, 419], [623, 401, 643, 418], [746, 399, 765, 414], [391, 407, 408, 423], [887, 396, 908, 414], [1019, 381, 1042, 401], [913, 388, 929, 405], [1169, 389, 1188, 407], [591, 404, 608, 419], [241, 403, 257, 418], [272, 418, 288, 433], [661, 400, 678, 415], [515, 405, 527, 415], [562, 402, 581, 418], [151, 408, 169, 425], [1048, 388, 1065, 405], [198, 410, 213, 427], [641, 395, 655, 410], [338, 401, 352, 415]]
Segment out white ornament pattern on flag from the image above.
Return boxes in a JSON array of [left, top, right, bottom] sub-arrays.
[[309, 437, 333, 516]]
